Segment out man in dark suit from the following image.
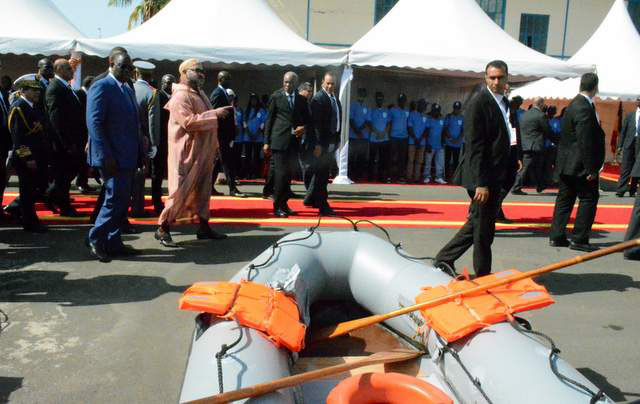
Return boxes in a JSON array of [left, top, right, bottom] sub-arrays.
[[434, 60, 512, 277], [305, 72, 342, 216], [74, 76, 95, 194], [86, 52, 142, 262], [512, 97, 552, 194], [496, 95, 523, 223], [210, 71, 244, 197], [45, 59, 85, 216], [264, 71, 311, 217], [623, 154, 640, 260], [0, 60, 10, 221], [152, 74, 175, 215], [549, 73, 605, 252], [615, 96, 640, 197]]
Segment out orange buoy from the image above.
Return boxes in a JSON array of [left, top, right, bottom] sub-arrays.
[[326, 372, 453, 404]]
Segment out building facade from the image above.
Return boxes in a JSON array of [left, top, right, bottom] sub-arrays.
[[267, 0, 640, 59]]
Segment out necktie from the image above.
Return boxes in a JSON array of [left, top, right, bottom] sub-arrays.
[[288, 93, 294, 108], [68, 84, 80, 103], [329, 95, 338, 133], [502, 97, 510, 114]]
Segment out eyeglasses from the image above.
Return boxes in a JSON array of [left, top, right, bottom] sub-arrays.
[[115, 64, 134, 71], [189, 68, 205, 74]]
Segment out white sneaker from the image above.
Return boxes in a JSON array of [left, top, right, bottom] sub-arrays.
[[423, 178, 431, 184], [435, 178, 447, 184]]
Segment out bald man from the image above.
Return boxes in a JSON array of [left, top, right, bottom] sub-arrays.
[[512, 97, 552, 194], [45, 58, 85, 216]]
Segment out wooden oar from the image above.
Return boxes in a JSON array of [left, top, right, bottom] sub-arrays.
[[314, 238, 640, 340], [182, 349, 423, 404]]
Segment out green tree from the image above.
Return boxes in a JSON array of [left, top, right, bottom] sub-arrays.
[[108, 0, 171, 29]]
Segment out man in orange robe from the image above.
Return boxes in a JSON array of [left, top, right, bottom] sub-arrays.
[[155, 59, 233, 247]]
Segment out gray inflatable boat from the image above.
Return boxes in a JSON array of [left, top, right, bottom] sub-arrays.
[[178, 230, 611, 403]]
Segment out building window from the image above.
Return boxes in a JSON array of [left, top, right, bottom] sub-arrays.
[[519, 13, 549, 53], [374, 0, 398, 24], [476, 0, 505, 28], [630, 0, 640, 34]]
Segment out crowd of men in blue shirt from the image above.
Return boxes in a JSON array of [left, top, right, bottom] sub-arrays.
[[348, 88, 465, 184]]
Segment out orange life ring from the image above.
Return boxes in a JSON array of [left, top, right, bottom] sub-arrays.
[[326, 372, 453, 404]]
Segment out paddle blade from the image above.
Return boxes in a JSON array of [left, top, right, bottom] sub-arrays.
[[313, 313, 388, 340]]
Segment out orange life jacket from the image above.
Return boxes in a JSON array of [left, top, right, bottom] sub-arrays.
[[415, 270, 554, 343], [179, 280, 306, 352]]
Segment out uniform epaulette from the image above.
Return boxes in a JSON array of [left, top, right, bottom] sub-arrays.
[[15, 145, 32, 158]]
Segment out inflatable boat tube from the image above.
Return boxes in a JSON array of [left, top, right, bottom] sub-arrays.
[[179, 230, 611, 404]]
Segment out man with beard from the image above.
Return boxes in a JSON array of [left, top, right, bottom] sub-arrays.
[[155, 59, 233, 247]]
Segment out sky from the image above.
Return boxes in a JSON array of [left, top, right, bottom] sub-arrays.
[[51, 0, 139, 38]]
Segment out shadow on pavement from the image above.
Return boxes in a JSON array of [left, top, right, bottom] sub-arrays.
[[537, 272, 640, 295], [0, 376, 23, 403], [577, 367, 639, 402]]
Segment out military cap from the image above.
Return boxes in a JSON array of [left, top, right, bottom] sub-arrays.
[[431, 103, 441, 113], [225, 88, 236, 99], [453, 101, 462, 109], [133, 60, 156, 71], [13, 74, 41, 90]]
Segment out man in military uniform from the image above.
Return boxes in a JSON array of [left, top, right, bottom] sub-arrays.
[[8, 79, 49, 232], [131, 60, 160, 217]]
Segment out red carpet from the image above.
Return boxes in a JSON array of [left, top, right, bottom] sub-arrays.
[[2, 192, 631, 232]]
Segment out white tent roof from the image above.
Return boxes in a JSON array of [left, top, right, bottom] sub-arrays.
[[348, 0, 591, 79], [568, 0, 640, 100], [74, 0, 347, 67], [0, 0, 83, 56]]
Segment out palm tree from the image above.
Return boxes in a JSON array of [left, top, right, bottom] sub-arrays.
[[108, 0, 171, 29]]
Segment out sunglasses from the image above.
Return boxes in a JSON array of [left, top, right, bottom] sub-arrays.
[[189, 68, 205, 74]]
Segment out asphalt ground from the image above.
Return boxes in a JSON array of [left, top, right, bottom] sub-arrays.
[[1, 180, 638, 403]]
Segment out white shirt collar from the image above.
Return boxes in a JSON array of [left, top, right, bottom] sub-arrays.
[[108, 72, 125, 90], [55, 75, 70, 87], [323, 88, 335, 98], [580, 93, 594, 105], [20, 95, 34, 108]]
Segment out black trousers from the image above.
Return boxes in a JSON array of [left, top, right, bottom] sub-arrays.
[[48, 150, 81, 210], [213, 140, 238, 192], [497, 145, 520, 218], [445, 146, 461, 180], [298, 149, 313, 190], [616, 144, 638, 195], [549, 174, 599, 243], [623, 192, 640, 258], [348, 138, 369, 181], [436, 188, 501, 277], [304, 150, 334, 208], [272, 148, 295, 210], [390, 138, 408, 180], [513, 150, 544, 190], [369, 142, 390, 182], [244, 143, 262, 179], [14, 160, 40, 229]]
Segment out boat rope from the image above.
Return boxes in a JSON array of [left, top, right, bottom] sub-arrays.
[[246, 215, 357, 281], [0, 309, 8, 335], [509, 321, 607, 403], [435, 333, 495, 404], [353, 218, 438, 261], [214, 319, 244, 394]]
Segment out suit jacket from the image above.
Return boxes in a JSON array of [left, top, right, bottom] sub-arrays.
[[457, 87, 511, 190], [617, 110, 638, 150], [264, 89, 311, 151], [520, 107, 551, 152], [133, 79, 160, 147], [45, 77, 85, 153], [209, 85, 234, 144], [86, 75, 141, 170], [8, 97, 47, 163], [310, 89, 342, 149], [158, 89, 171, 156], [555, 95, 605, 178]]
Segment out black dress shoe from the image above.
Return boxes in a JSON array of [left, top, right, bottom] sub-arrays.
[[230, 189, 247, 198], [59, 207, 80, 217], [155, 228, 178, 247], [434, 260, 458, 276], [319, 206, 337, 216], [274, 209, 288, 218], [511, 189, 527, 195], [536, 186, 546, 193], [77, 185, 96, 194], [196, 226, 228, 240], [87, 241, 110, 262], [282, 206, 296, 216], [569, 241, 599, 252], [549, 238, 570, 247]]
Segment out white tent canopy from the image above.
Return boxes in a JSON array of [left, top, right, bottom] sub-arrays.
[[348, 0, 591, 79], [513, 0, 640, 101], [74, 0, 347, 67], [0, 0, 83, 56]]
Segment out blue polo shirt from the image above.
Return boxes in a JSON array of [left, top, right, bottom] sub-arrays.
[[426, 117, 446, 150], [246, 107, 266, 143], [349, 101, 371, 140], [389, 107, 409, 139], [370, 108, 390, 143], [444, 114, 464, 148], [234, 108, 247, 143], [407, 111, 428, 147]]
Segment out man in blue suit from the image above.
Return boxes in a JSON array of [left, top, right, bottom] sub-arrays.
[[86, 52, 141, 262]]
